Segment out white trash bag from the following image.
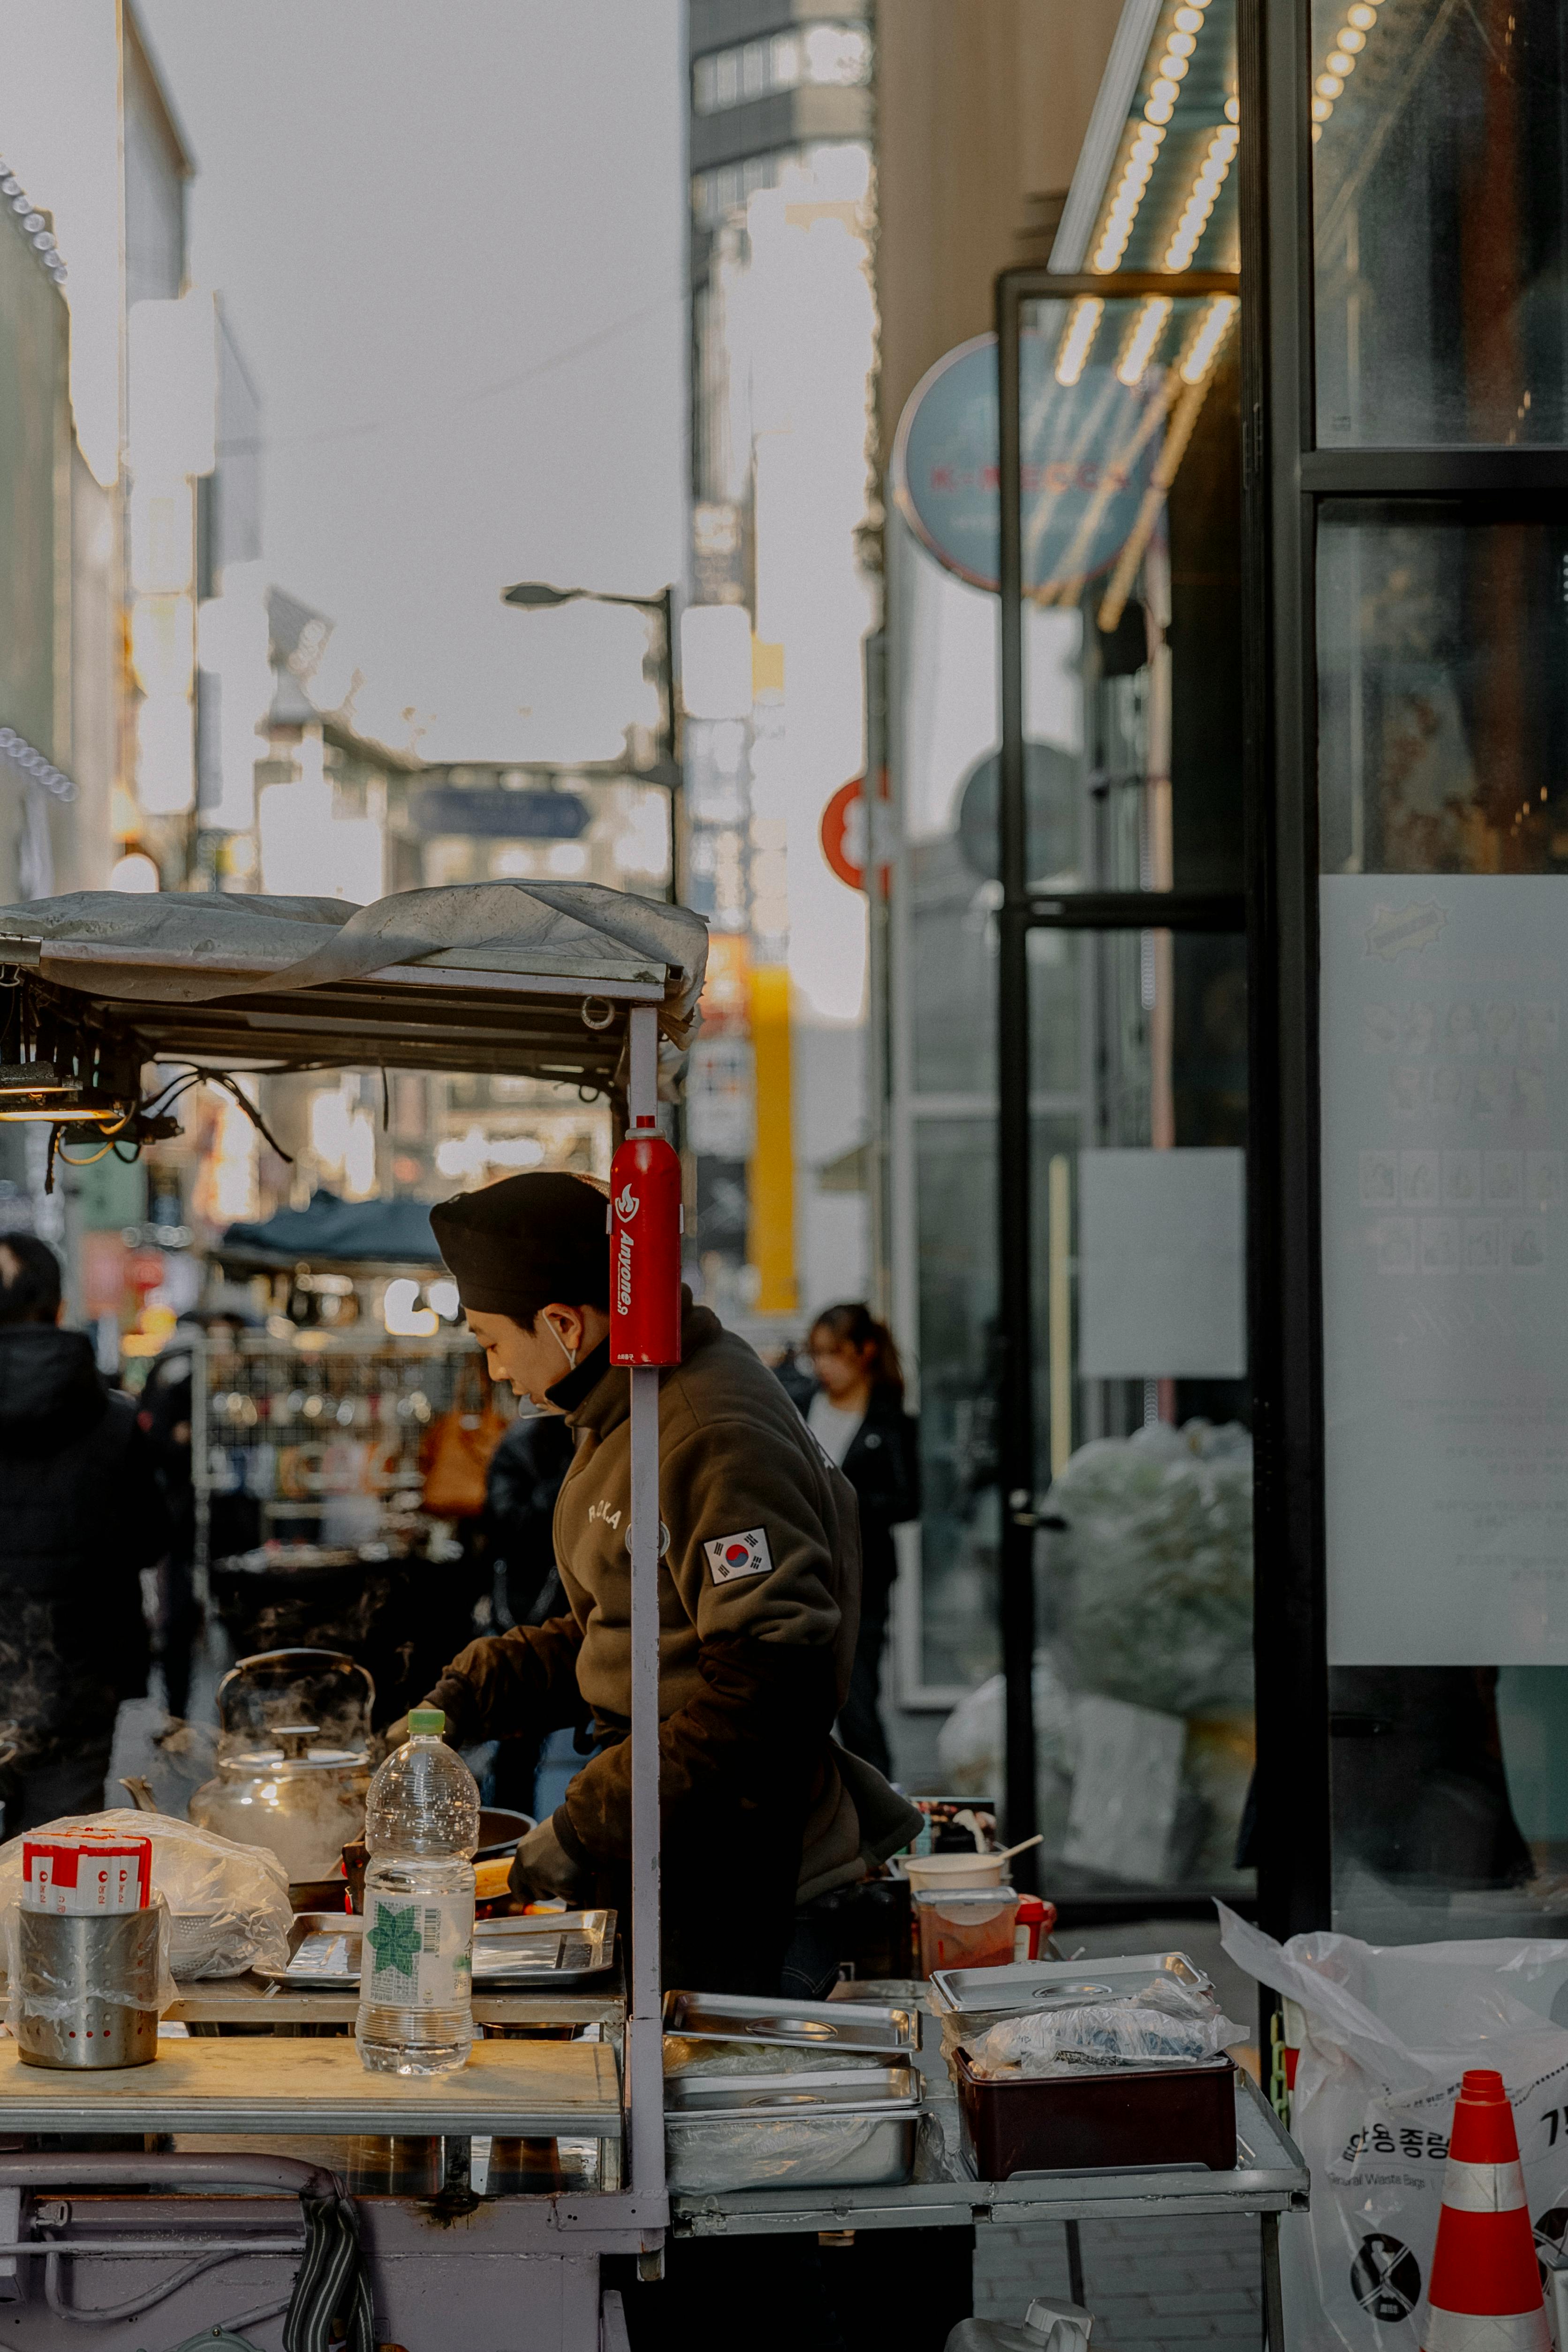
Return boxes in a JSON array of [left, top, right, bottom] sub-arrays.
[[0, 1811, 292, 1981], [1220, 1903, 1568, 2352]]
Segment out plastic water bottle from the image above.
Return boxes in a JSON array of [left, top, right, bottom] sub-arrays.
[[355, 1708, 480, 2076]]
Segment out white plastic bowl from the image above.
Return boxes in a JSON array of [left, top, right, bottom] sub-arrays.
[[901, 1851, 1008, 1892]]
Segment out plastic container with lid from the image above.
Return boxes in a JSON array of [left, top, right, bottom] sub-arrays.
[[916, 1888, 1019, 1977]]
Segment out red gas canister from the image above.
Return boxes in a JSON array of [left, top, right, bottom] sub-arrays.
[[608, 1118, 683, 1367]]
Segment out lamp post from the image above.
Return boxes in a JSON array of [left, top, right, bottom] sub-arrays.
[[501, 580, 682, 905]]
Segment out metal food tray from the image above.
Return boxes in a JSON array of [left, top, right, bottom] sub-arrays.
[[664, 2099, 923, 2194], [665, 2062, 920, 2113], [930, 1951, 1211, 2019], [661, 1989, 919, 2056], [259, 1908, 617, 1989]]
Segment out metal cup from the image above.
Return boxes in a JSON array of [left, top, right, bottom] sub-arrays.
[[15, 1908, 160, 2070]]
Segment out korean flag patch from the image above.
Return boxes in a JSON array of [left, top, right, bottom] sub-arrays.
[[704, 1528, 774, 1585]]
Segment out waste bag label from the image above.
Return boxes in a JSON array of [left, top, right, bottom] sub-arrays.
[[1351, 2234, 1421, 2323]]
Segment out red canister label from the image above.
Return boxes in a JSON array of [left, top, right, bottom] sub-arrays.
[[609, 1127, 682, 1366]]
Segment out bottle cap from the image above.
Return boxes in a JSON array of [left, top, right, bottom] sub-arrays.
[[408, 1707, 445, 1737], [1018, 1895, 1048, 1921]]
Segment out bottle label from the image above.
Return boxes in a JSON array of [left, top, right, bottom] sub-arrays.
[[363, 1889, 473, 2009]]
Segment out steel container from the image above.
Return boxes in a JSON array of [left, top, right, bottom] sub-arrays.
[[15, 1908, 160, 2070]]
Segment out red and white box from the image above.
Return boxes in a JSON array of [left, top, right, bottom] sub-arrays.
[[22, 1834, 151, 1915]]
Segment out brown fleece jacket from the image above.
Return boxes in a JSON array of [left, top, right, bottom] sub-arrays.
[[429, 1302, 885, 1898]]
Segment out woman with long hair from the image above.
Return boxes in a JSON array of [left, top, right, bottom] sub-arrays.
[[805, 1302, 919, 1778]]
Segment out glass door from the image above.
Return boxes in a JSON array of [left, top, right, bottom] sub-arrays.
[[995, 273, 1251, 1902]]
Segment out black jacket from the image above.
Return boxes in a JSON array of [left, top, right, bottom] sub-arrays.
[[486, 1412, 573, 1627], [0, 1327, 171, 1760], [828, 1385, 920, 1608]]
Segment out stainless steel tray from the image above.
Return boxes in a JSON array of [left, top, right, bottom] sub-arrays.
[[258, 1908, 617, 1989], [661, 1990, 918, 2055], [665, 2063, 920, 2113], [930, 1951, 1211, 2019], [664, 2100, 922, 2193]]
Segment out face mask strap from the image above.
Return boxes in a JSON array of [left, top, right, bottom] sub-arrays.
[[548, 1316, 577, 1374]]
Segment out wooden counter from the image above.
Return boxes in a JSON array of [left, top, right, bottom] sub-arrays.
[[0, 2034, 621, 2139]]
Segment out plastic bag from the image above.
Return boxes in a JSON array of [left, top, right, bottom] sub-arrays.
[[664, 2108, 918, 2193], [4, 1890, 178, 2027], [966, 1978, 1245, 2079], [1219, 1902, 1568, 2352], [0, 1811, 291, 1981], [663, 2037, 885, 2079]]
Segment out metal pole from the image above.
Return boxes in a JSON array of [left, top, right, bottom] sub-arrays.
[[995, 273, 1040, 1879], [625, 1003, 665, 2216], [659, 585, 684, 911]]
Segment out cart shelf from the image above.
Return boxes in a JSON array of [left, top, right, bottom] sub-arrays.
[[0, 2034, 621, 2140]]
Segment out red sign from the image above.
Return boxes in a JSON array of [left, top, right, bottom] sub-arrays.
[[820, 771, 889, 896], [608, 1125, 682, 1368]]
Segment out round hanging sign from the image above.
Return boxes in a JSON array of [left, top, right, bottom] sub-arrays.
[[890, 328, 1163, 598], [820, 772, 889, 895]]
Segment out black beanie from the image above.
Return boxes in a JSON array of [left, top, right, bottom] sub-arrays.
[[430, 1172, 609, 1323]]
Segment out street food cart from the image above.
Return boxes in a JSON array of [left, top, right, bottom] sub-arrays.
[[0, 884, 1306, 2349]]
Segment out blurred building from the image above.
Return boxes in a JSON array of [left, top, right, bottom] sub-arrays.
[[683, 1, 879, 1333]]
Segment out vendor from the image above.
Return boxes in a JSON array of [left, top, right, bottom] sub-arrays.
[[412, 1170, 919, 1996]]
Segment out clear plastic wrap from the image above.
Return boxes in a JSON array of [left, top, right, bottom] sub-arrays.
[[663, 2035, 886, 2079], [0, 1810, 292, 1981], [664, 2105, 921, 2192], [4, 1891, 177, 2038], [966, 1979, 1245, 2080]]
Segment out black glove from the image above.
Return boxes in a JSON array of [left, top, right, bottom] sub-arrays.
[[508, 1808, 593, 1902]]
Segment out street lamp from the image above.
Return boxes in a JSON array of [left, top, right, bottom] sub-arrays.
[[501, 580, 682, 900]]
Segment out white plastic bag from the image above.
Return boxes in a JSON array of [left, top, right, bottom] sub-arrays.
[[968, 1977, 1246, 2079], [1220, 1903, 1568, 2352], [0, 1812, 291, 1981]]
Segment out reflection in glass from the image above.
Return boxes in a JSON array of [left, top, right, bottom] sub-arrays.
[[1313, 0, 1568, 445], [1017, 294, 1243, 895], [1318, 509, 1568, 875], [923, 930, 1254, 1895]]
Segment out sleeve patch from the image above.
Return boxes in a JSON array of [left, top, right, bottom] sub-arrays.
[[703, 1527, 774, 1585]]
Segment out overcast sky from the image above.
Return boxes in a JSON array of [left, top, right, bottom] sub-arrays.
[[136, 0, 688, 763]]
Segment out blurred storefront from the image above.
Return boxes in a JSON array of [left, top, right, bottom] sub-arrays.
[[876, 0, 1568, 1951]]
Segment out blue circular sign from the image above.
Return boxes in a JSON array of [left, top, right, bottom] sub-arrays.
[[891, 331, 1160, 597]]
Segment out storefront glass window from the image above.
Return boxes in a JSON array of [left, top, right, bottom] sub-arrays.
[[1313, 0, 1568, 446], [895, 265, 1248, 1894], [1318, 508, 1568, 1936]]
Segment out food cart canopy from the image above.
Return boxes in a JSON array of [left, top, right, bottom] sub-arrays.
[[0, 882, 708, 1093], [219, 1188, 443, 1271]]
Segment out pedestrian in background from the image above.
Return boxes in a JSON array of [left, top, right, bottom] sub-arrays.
[[0, 1234, 170, 1831], [804, 1303, 919, 1779], [483, 1407, 576, 1815]]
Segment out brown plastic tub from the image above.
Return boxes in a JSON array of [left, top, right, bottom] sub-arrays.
[[953, 2049, 1237, 2179]]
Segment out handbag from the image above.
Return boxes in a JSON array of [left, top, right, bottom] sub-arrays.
[[420, 1361, 508, 1519]]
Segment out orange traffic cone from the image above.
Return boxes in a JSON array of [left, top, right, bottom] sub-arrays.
[[1423, 2069, 1550, 2352]]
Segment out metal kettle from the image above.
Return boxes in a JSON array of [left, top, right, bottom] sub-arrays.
[[189, 1648, 374, 1890]]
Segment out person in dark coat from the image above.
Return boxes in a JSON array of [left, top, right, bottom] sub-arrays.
[[803, 1303, 920, 1781], [0, 1234, 171, 1832], [483, 1409, 575, 1812]]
